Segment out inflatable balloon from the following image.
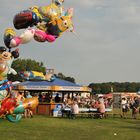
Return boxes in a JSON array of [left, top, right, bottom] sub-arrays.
[[3, 28, 16, 50], [46, 8, 74, 37], [13, 0, 65, 30], [4, 8, 74, 48], [13, 9, 41, 30], [0, 96, 39, 122], [0, 47, 39, 122], [0, 0, 73, 122], [38, 0, 65, 22], [34, 8, 74, 41], [4, 0, 74, 49], [4, 28, 35, 48], [0, 46, 18, 102], [34, 30, 56, 42], [19, 70, 56, 82], [19, 71, 46, 80], [0, 50, 17, 80]]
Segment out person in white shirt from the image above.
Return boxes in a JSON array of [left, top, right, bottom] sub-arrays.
[[121, 97, 128, 118], [71, 101, 79, 119]]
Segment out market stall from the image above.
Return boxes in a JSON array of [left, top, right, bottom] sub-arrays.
[[13, 78, 91, 116]]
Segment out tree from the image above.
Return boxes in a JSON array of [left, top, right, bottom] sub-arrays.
[[65, 77, 75, 83], [88, 82, 140, 94], [56, 73, 65, 80], [8, 58, 46, 81], [56, 73, 76, 83]]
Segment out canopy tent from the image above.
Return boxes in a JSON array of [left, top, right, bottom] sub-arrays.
[[13, 78, 91, 92]]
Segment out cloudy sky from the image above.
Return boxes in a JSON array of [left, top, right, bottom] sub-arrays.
[[0, 0, 140, 85]]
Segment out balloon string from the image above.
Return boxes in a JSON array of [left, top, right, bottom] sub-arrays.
[[72, 31, 80, 39]]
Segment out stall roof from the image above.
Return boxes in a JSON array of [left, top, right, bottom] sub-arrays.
[[13, 78, 91, 92]]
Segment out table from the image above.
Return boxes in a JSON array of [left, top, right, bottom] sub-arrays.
[[61, 108, 112, 118], [63, 108, 112, 112]]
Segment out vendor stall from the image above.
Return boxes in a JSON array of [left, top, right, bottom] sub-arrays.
[[13, 78, 91, 116]]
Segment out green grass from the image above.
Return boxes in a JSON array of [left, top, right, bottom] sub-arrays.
[[0, 115, 140, 140]]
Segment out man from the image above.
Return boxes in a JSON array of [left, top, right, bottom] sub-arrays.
[[54, 93, 61, 103], [97, 100, 105, 118]]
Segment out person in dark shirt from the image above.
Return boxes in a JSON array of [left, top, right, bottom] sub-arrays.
[[131, 97, 139, 119], [54, 93, 61, 103], [39, 93, 43, 102]]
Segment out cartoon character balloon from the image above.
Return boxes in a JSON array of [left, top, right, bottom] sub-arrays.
[[4, 0, 74, 49], [0, 47, 39, 122], [13, 0, 65, 30], [4, 8, 74, 49], [0, 46, 19, 100], [0, 0, 74, 122], [19, 70, 56, 81]]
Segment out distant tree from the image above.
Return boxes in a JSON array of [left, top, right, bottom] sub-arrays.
[[56, 73, 76, 83], [89, 82, 140, 94], [8, 58, 46, 81], [65, 77, 75, 83], [57, 73, 65, 80]]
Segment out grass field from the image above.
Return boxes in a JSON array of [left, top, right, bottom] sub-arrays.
[[1, 115, 140, 140]]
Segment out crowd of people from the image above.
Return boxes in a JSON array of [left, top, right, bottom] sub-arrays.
[[59, 94, 113, 119], [121, 96, 140, 119], [22, 91, 140, 119]]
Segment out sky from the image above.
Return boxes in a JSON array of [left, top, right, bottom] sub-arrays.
[[0, 0, 140, 85]]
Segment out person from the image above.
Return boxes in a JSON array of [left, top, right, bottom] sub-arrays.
[[121, 97, 128, 118], [26, 92, 32, 98], [44, 93, 51, 103], [70, 101, 79, 119], [93, 100, 99, 108], [130, 97, 139, 119], [38, 93, 43, 102], [96, 100, 105, 118], [54, 93, 61, 103], [61, 101, 71, 117]]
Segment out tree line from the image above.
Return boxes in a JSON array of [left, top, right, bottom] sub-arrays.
[[88, 82, 140, 94]]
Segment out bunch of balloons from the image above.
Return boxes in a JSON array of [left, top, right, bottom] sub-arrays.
[[0, 46, 38, 122], [4, 0, 74, 50], [0, 0, 74, 122]]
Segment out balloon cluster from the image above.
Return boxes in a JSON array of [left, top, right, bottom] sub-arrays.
[[4, 0, 74, 50], [0, 0, 74, 122], [0, 47, 39, 122]]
